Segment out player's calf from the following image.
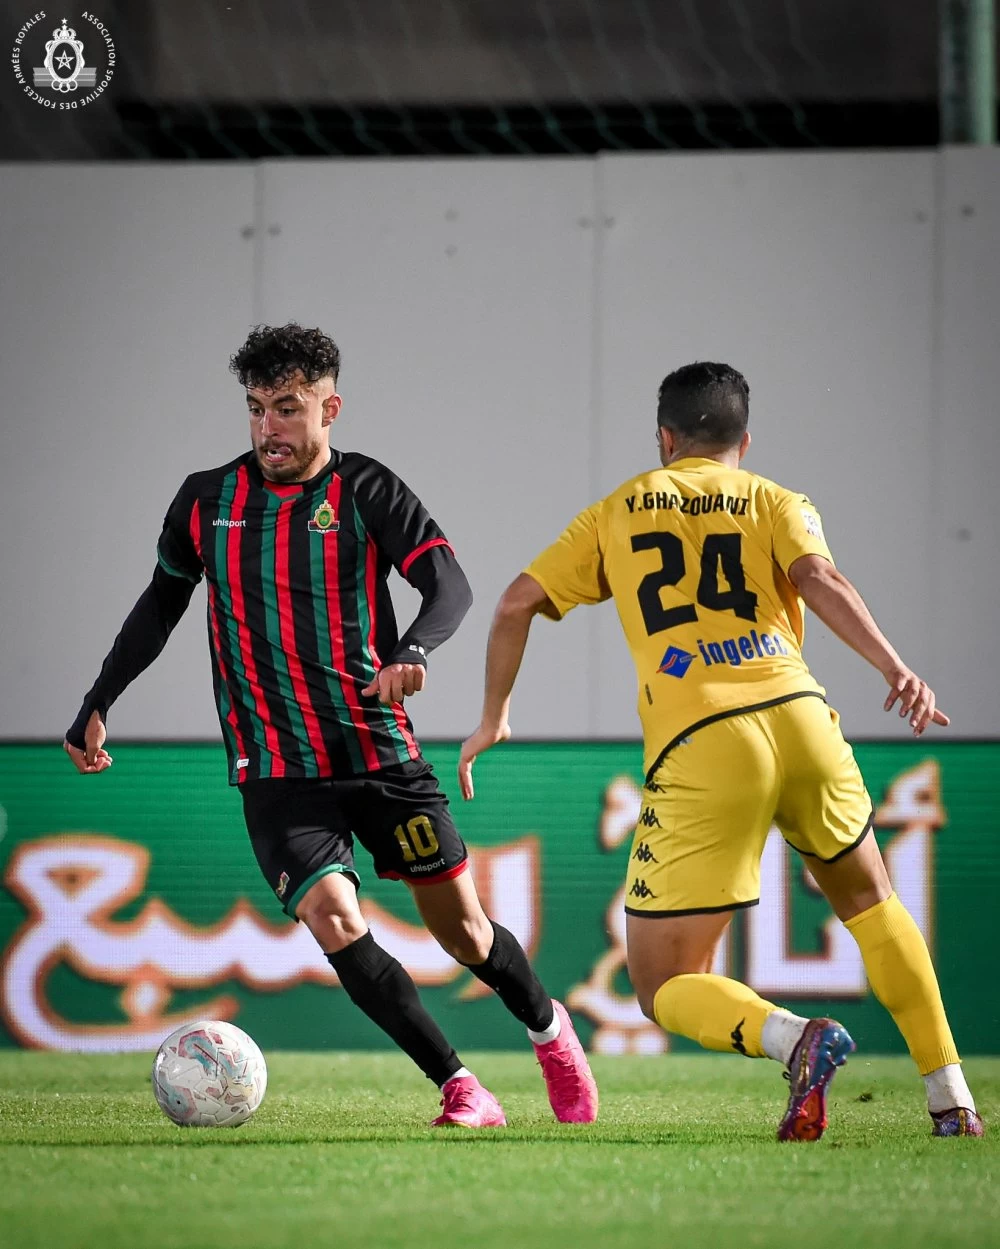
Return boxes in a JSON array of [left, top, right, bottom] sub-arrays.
[[458, 922, 598, 1122]]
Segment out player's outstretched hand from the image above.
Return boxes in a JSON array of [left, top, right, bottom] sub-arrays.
[[63, 710, 114, 774], [362, 662, 426, 707], [883, 664, 950, 736], [458, 722, 512, 801]]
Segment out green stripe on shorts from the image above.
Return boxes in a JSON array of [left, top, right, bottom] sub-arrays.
[[285, 863, 361, 918]]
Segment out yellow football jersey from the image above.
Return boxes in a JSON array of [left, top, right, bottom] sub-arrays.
[[525, 457, 835, 779]]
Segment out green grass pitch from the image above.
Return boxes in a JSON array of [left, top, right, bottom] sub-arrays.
[[0, 1052, 997, 1249]]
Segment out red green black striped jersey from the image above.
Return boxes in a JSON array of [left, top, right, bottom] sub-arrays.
[[156, 450, 454, 784]]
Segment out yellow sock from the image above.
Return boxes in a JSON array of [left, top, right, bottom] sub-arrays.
[[652, 973, 777, 1057], [845, 892, 959, 1075]]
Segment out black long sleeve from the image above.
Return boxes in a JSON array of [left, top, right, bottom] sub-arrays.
[[65, 565, 197, 748], [387, 547, 473, 668]]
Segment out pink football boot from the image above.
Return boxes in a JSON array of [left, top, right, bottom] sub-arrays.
[[533, 1001, 599, 1124], [431, 1075, 507, 1128]]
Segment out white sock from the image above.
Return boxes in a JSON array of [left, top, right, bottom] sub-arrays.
[[760, 1009, 809, 1066], [924, 1064, 975, 1115], [441, 1067, 473, 1087], [527, 1007, 561, 1045]]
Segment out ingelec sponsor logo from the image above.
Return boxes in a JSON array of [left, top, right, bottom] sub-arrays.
[[658, 632, 792, 678], [696, 630, 789, 667]]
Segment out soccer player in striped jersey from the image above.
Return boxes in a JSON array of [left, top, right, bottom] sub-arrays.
[[64, 323, 597, 1128], [460, 361, 982, 1140]]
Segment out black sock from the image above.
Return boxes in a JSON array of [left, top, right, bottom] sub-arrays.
[[463, 922, 554, 1033], [327, 932, 462, 1087]]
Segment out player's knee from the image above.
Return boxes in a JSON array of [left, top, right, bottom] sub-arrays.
[[298, 900, 368, 953], [632, 969, 683, 1021], [636, 985, 661, 1021]]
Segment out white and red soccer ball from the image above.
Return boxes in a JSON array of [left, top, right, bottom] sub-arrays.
[[152, 1020, 267, 1127]]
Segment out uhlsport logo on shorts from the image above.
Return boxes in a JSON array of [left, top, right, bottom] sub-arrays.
[[657, 645, 695, 678], [11, 12, 115, 109]]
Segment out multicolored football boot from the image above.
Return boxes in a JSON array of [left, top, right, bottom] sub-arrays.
[[532, 1001, 599, 1124], [431, 1075, 507, 1128], [777, 1016, 855, 1142], [930, 1107, 985, 1137]]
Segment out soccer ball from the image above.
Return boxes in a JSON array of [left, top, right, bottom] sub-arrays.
[[152, 1020, 267, 1127]]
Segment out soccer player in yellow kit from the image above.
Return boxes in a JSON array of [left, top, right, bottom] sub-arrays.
[[459, 362, 983, 1140]]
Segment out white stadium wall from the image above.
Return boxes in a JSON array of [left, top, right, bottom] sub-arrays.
[[1, 149, 997, 742], [0, 164, 255, 743]]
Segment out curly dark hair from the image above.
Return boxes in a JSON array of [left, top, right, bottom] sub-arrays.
[[656, 361, 749, 448], [229, 323, 341, 390]]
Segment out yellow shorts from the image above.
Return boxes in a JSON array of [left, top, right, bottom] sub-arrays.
[[624, 693, 873, 917]]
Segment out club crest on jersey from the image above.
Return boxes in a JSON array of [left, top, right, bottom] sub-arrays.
[[308, 500, 340, 534], [275, 871, 290, 899], [657, 645, 694, 678]]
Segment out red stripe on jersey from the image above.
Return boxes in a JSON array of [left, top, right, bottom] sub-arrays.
[[366, 536, 420, 760], [274, 499, 331, 776], [207, 581, 248, 781], [400, 537, 454, 580], [189, 498, 202, 562], [324, 475, 380, 771], [229, 466, 285, 777]]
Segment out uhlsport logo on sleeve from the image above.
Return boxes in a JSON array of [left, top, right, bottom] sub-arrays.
[[11, 12, 115, 109]]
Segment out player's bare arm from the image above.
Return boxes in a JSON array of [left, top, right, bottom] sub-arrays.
[[788, 553, 949, 736], [458, 573, 553, 800]]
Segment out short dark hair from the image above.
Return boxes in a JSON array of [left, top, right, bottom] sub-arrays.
[[656, 362, 749, 448], [229, 323, 341, 390]]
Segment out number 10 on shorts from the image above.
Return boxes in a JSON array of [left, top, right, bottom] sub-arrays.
[[393, 815, 440, 861]]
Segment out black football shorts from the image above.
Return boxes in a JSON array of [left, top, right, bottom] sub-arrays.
[[240, 758, 469, 917]]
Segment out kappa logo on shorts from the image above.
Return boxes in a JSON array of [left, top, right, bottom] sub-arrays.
[[275, 871, 290, 900], [637, 807, 661, 829], [628, 879, 657, 900], [657, 645, 694, 678], [632, 840, 659, 864], [730, 1018, 748, 1056]]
